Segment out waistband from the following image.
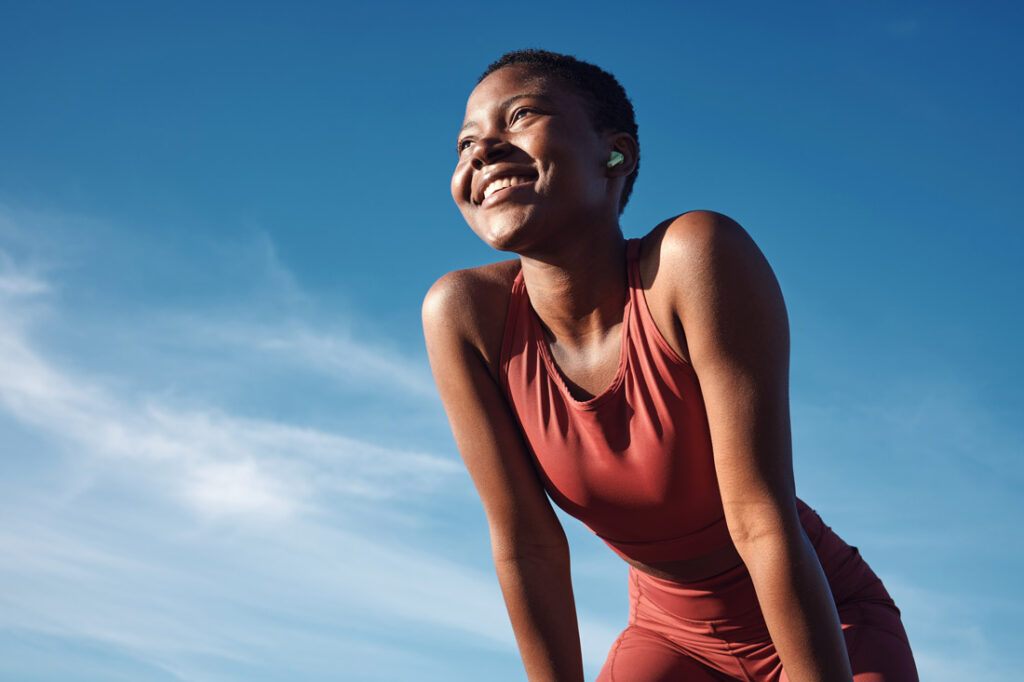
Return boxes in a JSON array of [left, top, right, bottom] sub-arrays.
[[596, 514, 731, 563], [629, 559, 760, 622], [628, 503, 893, 623]]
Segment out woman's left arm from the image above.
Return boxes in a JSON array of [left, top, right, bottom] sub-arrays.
[[664, 211, 853, 682]]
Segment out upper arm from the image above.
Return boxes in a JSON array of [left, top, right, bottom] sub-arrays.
[[660, 211, 797, 546], [422, 270, 566, 558]]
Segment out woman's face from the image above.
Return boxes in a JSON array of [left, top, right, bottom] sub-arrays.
[[451, 65, 614, 253]]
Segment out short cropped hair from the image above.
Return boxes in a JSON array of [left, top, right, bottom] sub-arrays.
[[479, 49, 640, 215]]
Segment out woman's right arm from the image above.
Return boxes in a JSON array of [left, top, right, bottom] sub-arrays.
[[422, 269, 585, 682]]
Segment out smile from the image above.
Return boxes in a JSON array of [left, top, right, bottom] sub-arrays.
[[482, 176, 534, 201]]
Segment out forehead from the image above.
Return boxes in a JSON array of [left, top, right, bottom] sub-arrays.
[[461, 65, 588, 123]]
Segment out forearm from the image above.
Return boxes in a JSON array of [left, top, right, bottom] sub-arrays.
[[738, 529, 853, 682], [493, 546, 584, 682]]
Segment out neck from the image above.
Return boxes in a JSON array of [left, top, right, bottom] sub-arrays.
[[518, 227, 628, 347]]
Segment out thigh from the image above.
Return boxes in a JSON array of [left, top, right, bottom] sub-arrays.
[[777, 599, 919, 682], [598, 626, 731, 682], [842, 601, 920, 682]]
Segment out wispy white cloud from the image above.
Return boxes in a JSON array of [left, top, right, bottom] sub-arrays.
[[0, 307, 435, 520], [211, 236, 436, 401], [0, 223, 630, 681], [1, 202, 436, 403], [0, 251, 49, 295], [0, 242, 453, 520], [0, 513, 518, 677], [248, 323, 437, 398]]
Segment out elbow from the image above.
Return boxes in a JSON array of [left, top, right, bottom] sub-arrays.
[[724, 504, 803, 561], [490, 530, 570, 567], [728, 517, 784, 548]]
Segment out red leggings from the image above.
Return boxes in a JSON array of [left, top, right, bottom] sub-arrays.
[[597, 506, 919, 681]]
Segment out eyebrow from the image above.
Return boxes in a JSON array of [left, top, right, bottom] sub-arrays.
[[459, 93, 552, 133]]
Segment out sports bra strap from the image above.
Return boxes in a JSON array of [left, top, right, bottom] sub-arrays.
[[626, 236, 642, 261]]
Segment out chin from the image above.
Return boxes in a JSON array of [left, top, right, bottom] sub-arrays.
[[468, 208, 541, 253], [475, 225, 527, 253]]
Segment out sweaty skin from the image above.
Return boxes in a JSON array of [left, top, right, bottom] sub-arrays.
[[425, 64, 855, 682]]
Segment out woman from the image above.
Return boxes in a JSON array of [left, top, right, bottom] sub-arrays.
[[423, 50, 918, 682]]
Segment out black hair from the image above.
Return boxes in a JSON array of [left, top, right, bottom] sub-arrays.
[[478, 49, 639, 215]]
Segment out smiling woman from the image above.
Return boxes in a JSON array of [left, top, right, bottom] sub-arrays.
[[423, 49, 919, 682]]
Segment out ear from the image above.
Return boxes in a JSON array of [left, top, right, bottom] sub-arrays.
[[604, 132, 638, 178]]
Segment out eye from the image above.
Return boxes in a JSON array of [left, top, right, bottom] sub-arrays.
[[510, 108, 534, 124], [457, 138, 473, 155]]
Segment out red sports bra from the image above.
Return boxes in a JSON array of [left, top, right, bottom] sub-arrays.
[[499, 238, 733, 563]]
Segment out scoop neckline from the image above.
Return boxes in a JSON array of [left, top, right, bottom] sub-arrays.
[[529, 293, 632, 411]]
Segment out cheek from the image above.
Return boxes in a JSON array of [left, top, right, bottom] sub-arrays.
[[449, 174, 459, 203], [451, 163, 470, 205], [451, 167, 480, 232]]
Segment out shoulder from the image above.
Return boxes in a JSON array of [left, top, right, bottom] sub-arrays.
[[642, 210, 763, 271], [637, 210, 787, 362], [422, 259, 522, 333], [422, 259, 521, 378], [640, 210, 780, 304]]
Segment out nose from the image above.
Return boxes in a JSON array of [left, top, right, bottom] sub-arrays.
[[469, 136, 512, 170]]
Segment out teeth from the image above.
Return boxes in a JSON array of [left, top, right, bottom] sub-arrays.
[[483, 176, 532, 200]]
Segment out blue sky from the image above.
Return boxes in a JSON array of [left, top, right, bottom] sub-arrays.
[[0, 1, 1020, 680]]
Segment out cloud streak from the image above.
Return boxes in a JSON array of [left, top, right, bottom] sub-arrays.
[[249, 323, 438, 398], [0, 227, 622, 681], [0, 246, 455, 521], [0, 238, 533, 679]]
